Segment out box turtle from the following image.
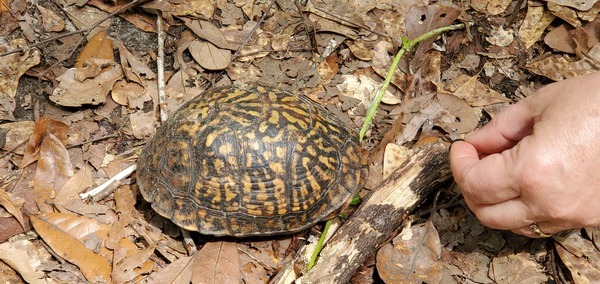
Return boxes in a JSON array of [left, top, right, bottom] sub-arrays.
[[137, 83, 368, 237]]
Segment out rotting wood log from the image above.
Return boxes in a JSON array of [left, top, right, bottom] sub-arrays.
[[272, 142, 452, 284]]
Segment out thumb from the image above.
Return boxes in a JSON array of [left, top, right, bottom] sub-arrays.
[[449, 140, 480, 185]]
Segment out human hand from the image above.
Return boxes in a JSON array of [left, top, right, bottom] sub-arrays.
[[450, 71, 600, 238]]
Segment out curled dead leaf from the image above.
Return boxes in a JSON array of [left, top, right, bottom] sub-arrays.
[[49, 64, 124, 107], [189, 40, 232, 70], [30, 214, 112, 283]]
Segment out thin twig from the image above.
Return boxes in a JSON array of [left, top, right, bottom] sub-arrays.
[[231, 0, 276, 60], [156, 13, 168, 123]]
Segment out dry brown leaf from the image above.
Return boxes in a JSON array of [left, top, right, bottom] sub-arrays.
[[74, 30, 113, 68], [17, 117, 70, 213], [237, 240, 286, 283], [49, 63, 124, 107], [189, 40, 232, 71], [470, 0, 512, 15], [117, 41, 156, 84], [519, 5, 555, 49], [0, 120, 34, 154], [63, 5, 109, 40], [525, 44, 600, 81], [338, 75, 400, 107], [542, 0, 600, 11], [146, 256, 194, 284], [0, 240, 47, 284], [88, 0, 158, 33], [54, 165, 103, 215], [317, 53, 339, 82], [0, 38, 41, 121], [404, 5, 461, 64], [489, 252, 549, 283], [486, 26, 514, 47], [0, 188, 25, 229], [182, 18, 238, 51], [112, 80, 150, 109], [555, 231, 600, 283], [548, 1, 581, 27], [449, 74, 511, 107], [32, 129, 73, 213], [142, 0, 215, 19], [130, 111, 157, 139], [106, 185, 135, 250], [36, 4, 64, 32], [30, 214, 112, 283], [113, 242, 156, 283], [435, 93, 480, 136], [578, 2, 600, 21], [192, 242, 241, 284], [545, 17, 600, 54], [376, 221, 442, 283], [545, 24, 577, 53], [371, 40, 407, 91]]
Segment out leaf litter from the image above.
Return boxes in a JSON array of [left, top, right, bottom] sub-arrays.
[[0, 0, 599, 283]]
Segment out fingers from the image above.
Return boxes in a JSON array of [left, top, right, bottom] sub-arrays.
[[450, 141, 520, 205], [469, 198, 532, 230], [465, 101, 537, 154]]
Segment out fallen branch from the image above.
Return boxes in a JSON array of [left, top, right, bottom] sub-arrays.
[[272, 142, 452, 283]]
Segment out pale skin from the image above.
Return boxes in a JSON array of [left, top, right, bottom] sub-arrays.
[[450, 71, 600, 238]]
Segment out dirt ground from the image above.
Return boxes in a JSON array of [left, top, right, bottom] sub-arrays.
[[1, 0, 600, 283]]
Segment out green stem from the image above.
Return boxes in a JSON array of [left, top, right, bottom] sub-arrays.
[[306, 22, 469, 272], [358, 23, 467, 141], [307, 219, 332, 270]]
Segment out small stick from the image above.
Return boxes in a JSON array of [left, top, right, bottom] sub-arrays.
[[79, 164, 136, 201], [156, 13, 168, 122]]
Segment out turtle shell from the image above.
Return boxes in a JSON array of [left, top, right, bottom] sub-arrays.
[[137, 83, 368, 237]]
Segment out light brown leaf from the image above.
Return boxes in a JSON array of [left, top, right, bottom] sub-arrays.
[[36, 4, 64, 32], [192, 242, 241, 284], [0, 240, 46, 284], [54, 165, 105, 215], [470, 0, 512, 15], [20, 116, 69, 168], [0, 38, 41, 121], [376, 221, 442, 284], [489, 252, 549, 283], [74, 30, 114, 69], [525, 44, 600, 81], [0, 188, 25, 229], [33, 130, 73, 213], [404, 5, 461, 63], [117, 41, 156, 84], [554, 231, 600, 283], [543, 0, 600, 11], [49, 63, 124, 107], [450, 74, 511, 107], [113, 242, 156, 283], [189, 40, 232, 71], [182, 18, 238, 50], [147, 256, 194, 284], [106, 185, 135, 249], [0, 120, 34, 155], [435, 93, 480, 135], [30, 214, 112, 283], [130, 111, 157, 139], [519, 5, 555, 49]]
